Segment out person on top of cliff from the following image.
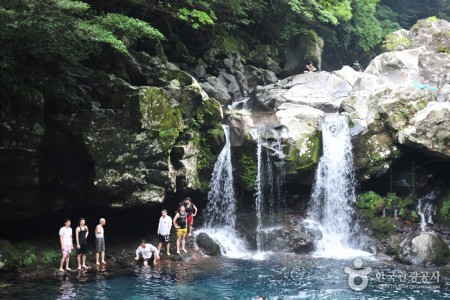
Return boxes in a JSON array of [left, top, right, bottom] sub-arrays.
[[183, 197, 198, 237], [304, 61, 317, 73], [353, 61, 362, 72]]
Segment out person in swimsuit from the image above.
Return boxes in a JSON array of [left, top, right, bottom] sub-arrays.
[[95, 218, 106, 265], [76, 217, 89, 270], [59, 218, 73, 272], [173, 205, 188, 254], [184, 197, 198, 237]]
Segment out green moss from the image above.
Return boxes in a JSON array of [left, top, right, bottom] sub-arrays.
[[286, 132, 320, 173], [160, 69, 193, 86], [192, 98, 222, 130], [238, 154, 258, 190], [438, 45, 450, 54], [159, 128, 180, 139], [137, 87, 183, 133], [439, 191, 450, 224], [383, 33, 412, 51], [370, 217, 399, 238], [213, 33, 249, 54]]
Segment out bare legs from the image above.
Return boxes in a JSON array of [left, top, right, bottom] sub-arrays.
[[158, 242, 171, 255], [59, 252, 70, 272], [176, 236, 187, 253], [96, 251, 106, 265], [77, 254, 88, 269]]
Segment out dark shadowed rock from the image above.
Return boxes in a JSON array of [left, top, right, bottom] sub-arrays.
[[196, 233, 221, 256]]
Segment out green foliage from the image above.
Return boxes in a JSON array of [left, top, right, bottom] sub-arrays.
[[18, 249, 37, 267], [439, 191, 450, 224], [358, 191, 416, 221], [438, 45, 450, 54], [178, 8, 216, 29], [41, 249, 61, 263], [370, 217, 399, 237], [0, 0, 163, 87], [352, 0, 384, 52], [97, 13, 164, 42], [194, 133, 215, 171], [159, 128, 180, 139], [238, 154, 258, 190]]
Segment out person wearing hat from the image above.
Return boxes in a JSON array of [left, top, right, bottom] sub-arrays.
[[183, 197, 198, 237]]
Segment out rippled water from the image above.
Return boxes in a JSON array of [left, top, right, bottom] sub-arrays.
[[1, 254, 449, 299]]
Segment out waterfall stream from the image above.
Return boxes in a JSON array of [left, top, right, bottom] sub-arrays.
[[201, 125, 248, 258], [252, 126, 286, 252], [308, 114, 370, 258], [417, 190, 437, 232]]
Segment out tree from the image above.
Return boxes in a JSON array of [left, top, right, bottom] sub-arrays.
[[0, 0, 163, 88]]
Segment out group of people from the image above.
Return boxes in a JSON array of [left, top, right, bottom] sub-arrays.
[[58, 197, 198, 271], [58, 217, 107, 272], [137, 197, 198, 266]]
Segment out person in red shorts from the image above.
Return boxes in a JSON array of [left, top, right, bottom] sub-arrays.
[[183, 197, 198, 237]]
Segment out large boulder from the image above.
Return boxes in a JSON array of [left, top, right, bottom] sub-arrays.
[[256, 72, 352, 112], [196, 233, 221, 256], [388, 232, 450, 266]]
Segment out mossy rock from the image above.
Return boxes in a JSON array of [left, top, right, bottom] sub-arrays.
[[131, 87, 183, 133], [0, 240, 20, 271], [438, 190, 450, 225], [159, 69, 194, 87], [193, 98, 223, 129], [237, 154, 258, 191], [370, 217, 400, 238], [285, 132, 320, 174]]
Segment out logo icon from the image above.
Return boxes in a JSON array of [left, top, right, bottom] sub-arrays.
[[344, 258, 372, 291]]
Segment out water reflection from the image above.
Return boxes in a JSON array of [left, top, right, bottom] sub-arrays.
[[57, 277, 76, 300], [1, 254, 449, 299]]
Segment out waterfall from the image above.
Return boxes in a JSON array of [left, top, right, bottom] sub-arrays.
[[203, 124, 236, 229], [201, 125, 248, 258], [252, 127, 286, 252], [308, 114, 369, 258], [254, 129, 264, 251], [417, 190, 437, 232]]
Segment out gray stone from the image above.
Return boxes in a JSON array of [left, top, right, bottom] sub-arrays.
[[196, 233, 221, 256]]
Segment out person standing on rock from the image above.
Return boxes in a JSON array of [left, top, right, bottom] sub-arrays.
[[76, 217, 89, 270], [173, 205, 188, 254], [95, 218, 107, 265], [135, 239, 160, 266], [157, 209, 172, 256], [59, 218, 73, 272], [184, 197, 198, 237]]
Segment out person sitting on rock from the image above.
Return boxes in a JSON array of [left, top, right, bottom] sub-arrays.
[[304, 61, 317, 73], [353, 61, 362, 72], [135, 240, 160, 266]]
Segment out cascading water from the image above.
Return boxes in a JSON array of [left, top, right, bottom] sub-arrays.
[[417, 190, 437, 232], [252, 126, 286, 252], [203, 124, 236, 229], [308, 114, 369, 258], [254, 129, 264, 251], [201, 124, 247, 258]]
